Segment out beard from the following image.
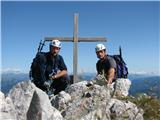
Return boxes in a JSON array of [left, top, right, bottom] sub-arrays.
[[50, 51, 58, 57]]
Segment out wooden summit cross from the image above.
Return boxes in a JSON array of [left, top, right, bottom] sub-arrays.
[[45, 13, 107, 83]]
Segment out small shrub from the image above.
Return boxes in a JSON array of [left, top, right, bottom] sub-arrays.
[[120, 94, 160, 120]]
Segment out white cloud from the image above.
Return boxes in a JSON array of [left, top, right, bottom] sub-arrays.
[[129, 70, 160, 76], [1, 67, 22, 74]]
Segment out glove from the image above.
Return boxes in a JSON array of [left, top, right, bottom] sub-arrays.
[[50, 75, 57, 80]]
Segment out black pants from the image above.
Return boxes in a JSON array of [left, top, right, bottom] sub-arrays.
[[32, 76, 70, 95], [33, 80, 47, 92], [51, 76, 69, 95]]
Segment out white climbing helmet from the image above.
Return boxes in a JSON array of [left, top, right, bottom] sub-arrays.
[[95, 44, 106, 52], [50, 39, 61, 48]]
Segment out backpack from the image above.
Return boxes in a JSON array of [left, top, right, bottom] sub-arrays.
[[109, 47, 128, 78], [29, 52, 47, 84]]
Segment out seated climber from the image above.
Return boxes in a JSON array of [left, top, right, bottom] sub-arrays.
[[31, 39, 70, 95], [95, 43, 116, 85], [87, 44, 116, 86]]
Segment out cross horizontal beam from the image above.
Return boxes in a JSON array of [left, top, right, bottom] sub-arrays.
[[45, 37, 107, 42]]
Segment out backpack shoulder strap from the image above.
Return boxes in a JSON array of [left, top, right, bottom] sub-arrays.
[[52, 54, 60, 72]]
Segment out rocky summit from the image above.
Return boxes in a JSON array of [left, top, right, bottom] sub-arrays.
[[0, 78, 143, 120]]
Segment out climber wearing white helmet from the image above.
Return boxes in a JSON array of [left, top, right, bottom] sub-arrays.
[[49, 39, 62, 56], [45, 39, 70, 94], [95, 43, 116, 84]]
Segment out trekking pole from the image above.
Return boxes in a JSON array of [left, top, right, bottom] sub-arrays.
[[37, 40, 45, 53], [37, 40, 42, 53], [39, 40, 45, 52], [119, 46, 122, 60]]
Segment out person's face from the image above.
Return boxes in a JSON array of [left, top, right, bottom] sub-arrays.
[[96, 50, 106, 59], [50, 46, 60, 55]]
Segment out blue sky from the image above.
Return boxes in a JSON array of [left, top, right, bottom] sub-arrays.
[[1, 1, 160, 75]]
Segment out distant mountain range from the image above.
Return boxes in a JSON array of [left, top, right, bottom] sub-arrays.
[[1, 71, 160, 98], [1, 72, 29, 94], [129, 74, 160, 98]]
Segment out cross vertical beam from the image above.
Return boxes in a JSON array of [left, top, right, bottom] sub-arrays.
[[73, 13, 79, 83]]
